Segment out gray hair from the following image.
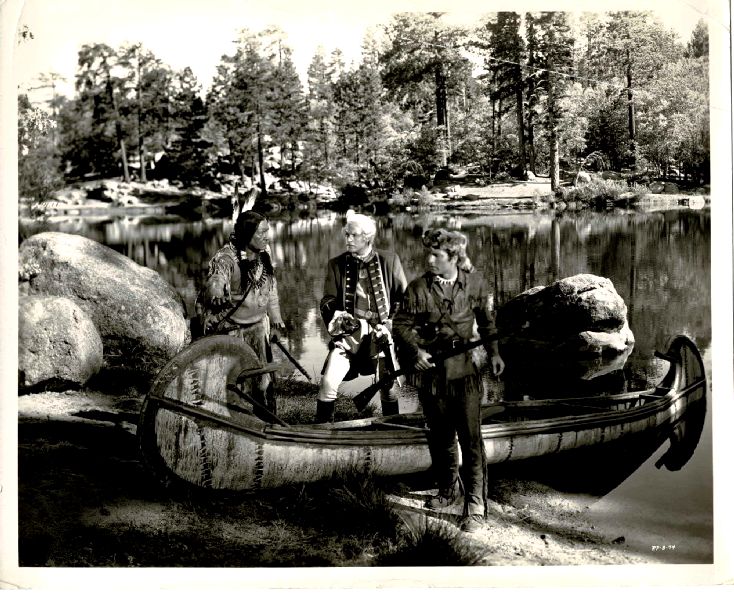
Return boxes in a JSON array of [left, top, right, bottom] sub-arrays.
[[344, 210, 376, 239]]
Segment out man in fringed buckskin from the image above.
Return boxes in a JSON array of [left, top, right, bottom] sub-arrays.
[[201, 210, 286, 419], [393, 228, 505, 533], [316, 211, 408, 423]]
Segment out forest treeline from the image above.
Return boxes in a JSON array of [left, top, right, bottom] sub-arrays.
[[18, 11, 709, 201]]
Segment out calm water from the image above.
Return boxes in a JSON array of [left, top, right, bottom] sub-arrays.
[[19, 205, 713, 563]]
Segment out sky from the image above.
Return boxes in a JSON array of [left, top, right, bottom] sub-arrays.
[[9, 0, 718, 105]]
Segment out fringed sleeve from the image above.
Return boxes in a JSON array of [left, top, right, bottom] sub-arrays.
[[392, 279, 430, 360], [267, 276, 284, 324], [471, 274, 499, 353], [388, 253, 408, 316], [205, 246, 237, 302]]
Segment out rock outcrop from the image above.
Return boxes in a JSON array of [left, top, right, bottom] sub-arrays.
[[497, 273, 635, 356], [19, 295, 104, 388], [19, 232, 189, 371]]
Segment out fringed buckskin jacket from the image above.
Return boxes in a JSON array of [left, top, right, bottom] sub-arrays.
[[392, 269, 497, 397], [204, 243, 283, 327]]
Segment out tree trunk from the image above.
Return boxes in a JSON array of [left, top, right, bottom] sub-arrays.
[[514, 65, 527, 177], [547, 58, 560, 192], [446, 99, 452, 159], [626, 55, 637, 170], [254, 103, 268, 196], [139, 139, 147, 183], [321, 117, 329, 168], [257, 128, 267, 197], [136, 55, 146, 183], [490, 80, 496, 179], [106, 76, 130, 183], [435, 63, 448, 168], [497, 96, 503, 138]]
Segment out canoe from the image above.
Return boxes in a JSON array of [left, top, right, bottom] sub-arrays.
[[138, 334, 706, 492]]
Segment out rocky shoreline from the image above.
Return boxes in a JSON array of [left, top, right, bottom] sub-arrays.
[[19, 176, 711, 219]]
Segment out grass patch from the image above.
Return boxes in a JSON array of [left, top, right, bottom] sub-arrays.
[[377, 519, 488, 566], [263, 471, 404, 538], [274, 375, 375, 423], [19, 425, 409, 567]]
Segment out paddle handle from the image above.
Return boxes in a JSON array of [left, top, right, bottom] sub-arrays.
[[271, 335, 313, 382]]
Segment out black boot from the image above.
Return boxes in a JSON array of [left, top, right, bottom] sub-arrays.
[[380, 399, 400, 416], [315, 400, 335, 423]]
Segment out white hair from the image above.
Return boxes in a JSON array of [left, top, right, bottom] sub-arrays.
[[345, 210, 376, 238]]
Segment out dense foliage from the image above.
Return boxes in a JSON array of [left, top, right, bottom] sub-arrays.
[[19, 11, 709, 200]]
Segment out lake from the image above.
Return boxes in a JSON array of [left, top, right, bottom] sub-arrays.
[[19, 203, 712, 563]]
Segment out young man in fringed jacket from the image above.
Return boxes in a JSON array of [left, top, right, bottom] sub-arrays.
[[393, 228, 505, 533]]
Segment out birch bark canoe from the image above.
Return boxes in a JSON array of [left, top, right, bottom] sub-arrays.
[[138, 335, 706, 492]]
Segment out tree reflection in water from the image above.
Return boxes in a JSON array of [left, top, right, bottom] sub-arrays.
[[19, 207, 711, 391]]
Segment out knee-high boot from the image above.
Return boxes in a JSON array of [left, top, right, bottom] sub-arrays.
[[380, 387, 400, 416], [380, 398, 400, 416], [315, 400, 335, 423]]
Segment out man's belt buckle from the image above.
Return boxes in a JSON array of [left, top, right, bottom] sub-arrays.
[[450, 339, 462, 349]]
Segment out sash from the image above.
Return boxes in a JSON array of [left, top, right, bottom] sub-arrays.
[[343, 253, 390, 324]]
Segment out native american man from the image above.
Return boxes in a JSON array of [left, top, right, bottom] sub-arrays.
[[201, 210, 286, 419]]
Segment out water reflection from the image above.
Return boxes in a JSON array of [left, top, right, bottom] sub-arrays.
[[19, 206, 711, 392]]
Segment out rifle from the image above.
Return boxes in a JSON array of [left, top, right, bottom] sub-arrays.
[[352, 334, 498, 412], [372, 327, 404, 388]]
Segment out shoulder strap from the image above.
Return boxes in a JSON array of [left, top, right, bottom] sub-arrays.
[[428, 283, 468, 340], [366, 253, 390, 323], [208, 257, 257, 334]]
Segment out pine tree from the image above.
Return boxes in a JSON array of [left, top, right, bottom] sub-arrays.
[[481, 12, 528, 177], [379, 12, 471, 171], [207, 31, 275, 194], [268, 43, 306, 176], [686, 19, 708, 58], [591, 12, 684, 169], [304, 47, 336, 183], [118, 44, 173, 182], [166, 68, 212, 186], [76, 43, 130, 181], [532, 12, 575, 190]]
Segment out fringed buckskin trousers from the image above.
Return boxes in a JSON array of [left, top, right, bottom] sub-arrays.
[[419, 369, 485, 516]]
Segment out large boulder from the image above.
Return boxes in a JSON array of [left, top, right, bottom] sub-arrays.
[[497, 274, 635, 356], [19, 232, 189, 370], [19, 295, 104, 389]]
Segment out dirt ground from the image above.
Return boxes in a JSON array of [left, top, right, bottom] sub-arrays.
[[11, 387, 661, 575]]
